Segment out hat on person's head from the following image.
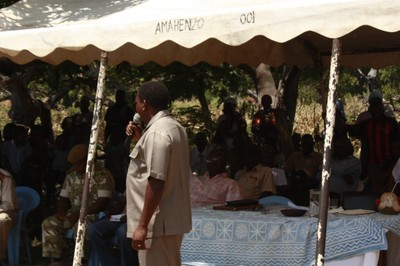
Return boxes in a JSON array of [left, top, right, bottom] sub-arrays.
[[368, 90, 383, 102], [0, 168, 12, 177], [68, 144, 88, 164]]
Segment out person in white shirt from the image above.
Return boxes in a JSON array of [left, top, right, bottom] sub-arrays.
[[189, 132, 213, 176]]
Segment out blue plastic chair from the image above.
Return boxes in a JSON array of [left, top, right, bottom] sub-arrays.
[[259, 195, 293, 206], [7, 186, 41, 266]]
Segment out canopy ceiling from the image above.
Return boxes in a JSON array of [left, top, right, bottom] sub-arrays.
[[0, 0, 399, 68]]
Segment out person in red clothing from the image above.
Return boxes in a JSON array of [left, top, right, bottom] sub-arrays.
[[348, 90, 399, 193], [251, 94, 279, 165]]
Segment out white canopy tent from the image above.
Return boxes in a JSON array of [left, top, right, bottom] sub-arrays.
[[0, 0, 399, 69], [1, 0, 399, 265]]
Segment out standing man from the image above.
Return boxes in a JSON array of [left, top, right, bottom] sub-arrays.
[[125, 81, 192, 265]]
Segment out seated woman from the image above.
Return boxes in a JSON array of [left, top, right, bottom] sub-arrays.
[[0, 168, 18, 265], [190, 145, 243, 207]]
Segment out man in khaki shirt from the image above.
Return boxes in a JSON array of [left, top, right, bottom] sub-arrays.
[[126, 81, 191, 266], [0, 168, 18, 264], [235, 144, 276, 200]]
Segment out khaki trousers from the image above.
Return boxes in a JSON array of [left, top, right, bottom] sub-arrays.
[[138, 234, 183, 266]]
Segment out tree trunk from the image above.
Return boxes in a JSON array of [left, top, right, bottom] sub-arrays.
[[274, 108, 293, 158], [282, 66, 301, 134], [196, 77, 213, 135]]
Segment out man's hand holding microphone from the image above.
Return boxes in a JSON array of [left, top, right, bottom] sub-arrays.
[[126, 113, 143, 142]]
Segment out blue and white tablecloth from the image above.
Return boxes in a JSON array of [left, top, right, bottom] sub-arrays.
[[181, 208, 395, 266], [368, 212, 400, 235]]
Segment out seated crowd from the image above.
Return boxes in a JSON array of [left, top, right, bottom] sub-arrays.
[[1, 89, 400, 265]]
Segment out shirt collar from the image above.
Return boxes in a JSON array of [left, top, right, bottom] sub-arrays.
[[142, 110, 171, 133]]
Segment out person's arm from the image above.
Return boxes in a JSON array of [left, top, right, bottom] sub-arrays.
[[105, 196, 126, 218], [86, 197, 111, 215], [0, 177, 17, 212], [259, 168, 276, 198], [56, 196, 70, 220], [226, 181, 243, 201], [131, 177, 164, 250]]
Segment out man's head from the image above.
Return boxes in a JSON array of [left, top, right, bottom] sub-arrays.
[[301, 134, 314, 156], [68, 144, 88, 174], [193, 132, 208, 152], [135, 81, 170, 123], [243, 144, 261, 170], [368, 90, 383, 104], [261, 94, 272, 109], [292, 132, 302, 151], [206, 145, 227, 177], [115, 89, 126, 103], [222, 97, 237, 116], [368, 90, 385, 118], [79, 95, 90, 113], [13, 124, 29, 147]]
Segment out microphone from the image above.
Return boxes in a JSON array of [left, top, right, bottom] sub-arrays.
[[133, 113, 141, 125], [125, 114, 142, 146]]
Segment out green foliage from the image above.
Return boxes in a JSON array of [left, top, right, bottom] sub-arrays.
[[298, 69, 320, 105], [3, 55, 400, 147], [337, 68, 365, 96], [380, 66, 400, 100]]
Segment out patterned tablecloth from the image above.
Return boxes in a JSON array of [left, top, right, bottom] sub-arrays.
[[181, 207, 399, 266]]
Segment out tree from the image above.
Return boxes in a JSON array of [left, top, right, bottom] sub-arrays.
[[0, 59, 256, 142]]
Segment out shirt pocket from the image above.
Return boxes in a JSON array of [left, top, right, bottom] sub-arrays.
[[130, 147, 139, 159]]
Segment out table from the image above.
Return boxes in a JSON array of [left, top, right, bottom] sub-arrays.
[[181, 207, 400, 266]]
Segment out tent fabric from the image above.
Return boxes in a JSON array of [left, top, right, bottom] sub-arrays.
[[0, 0, 399, 68]]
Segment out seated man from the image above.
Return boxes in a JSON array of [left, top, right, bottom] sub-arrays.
[[234, 144, 276, 200], [42, 144, 114, 266], [0, 169, 18, 265], [317, 137, 361, 194], [285, 134, 323, 205], [88, 192, 139, 266], [190, 145, 242, 207]]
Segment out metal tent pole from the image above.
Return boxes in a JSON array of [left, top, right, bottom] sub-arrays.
[[72, 51, 108, 266], [315, 38, 341, 266]]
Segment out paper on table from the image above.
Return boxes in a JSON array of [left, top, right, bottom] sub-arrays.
[[329, 207, 344, 213], [339, 209, 376, 215], [110, 214, 126, 222], [288, 202, 309, 211]]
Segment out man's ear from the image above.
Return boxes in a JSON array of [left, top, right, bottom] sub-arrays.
[[142, 100, 150, 111]]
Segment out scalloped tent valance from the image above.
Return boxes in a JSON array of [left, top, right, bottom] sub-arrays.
[[0, 0, 399, 68]]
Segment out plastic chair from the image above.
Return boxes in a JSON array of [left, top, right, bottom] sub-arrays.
[[7, 186, 41, 266], [259, 195, 293, 206]]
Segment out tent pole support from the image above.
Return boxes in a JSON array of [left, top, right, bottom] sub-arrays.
[[316, 38, 341, 266], [72, 51, 108, 266]]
